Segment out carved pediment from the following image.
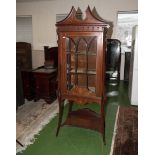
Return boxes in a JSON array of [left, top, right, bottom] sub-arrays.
[[56, 6, 110, 28]]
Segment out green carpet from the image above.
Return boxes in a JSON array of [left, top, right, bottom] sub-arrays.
[[17, 81, 129, 155]]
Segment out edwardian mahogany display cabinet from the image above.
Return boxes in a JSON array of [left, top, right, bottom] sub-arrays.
[[56, 6, 109, 143]]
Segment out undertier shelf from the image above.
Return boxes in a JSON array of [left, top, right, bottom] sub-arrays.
[[63, 108, 103, 132]]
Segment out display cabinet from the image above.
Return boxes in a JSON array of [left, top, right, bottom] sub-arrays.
[[56, 6, 109, 143]]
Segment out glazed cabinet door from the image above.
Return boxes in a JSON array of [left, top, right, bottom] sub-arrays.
[[60, 32, 104, 97]]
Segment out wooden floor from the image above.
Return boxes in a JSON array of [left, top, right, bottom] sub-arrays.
[[113, 106, 138, 155]]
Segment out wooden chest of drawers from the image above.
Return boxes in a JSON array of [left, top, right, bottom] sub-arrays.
[[33, 68, 57, 104]]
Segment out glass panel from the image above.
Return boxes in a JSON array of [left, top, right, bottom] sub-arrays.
[[65, 36, 97, 93]]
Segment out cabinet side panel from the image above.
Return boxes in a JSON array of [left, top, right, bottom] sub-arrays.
[[96, 32, 104, 97]]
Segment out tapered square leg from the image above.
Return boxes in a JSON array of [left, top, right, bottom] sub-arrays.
[[56, 90, 64, 137]]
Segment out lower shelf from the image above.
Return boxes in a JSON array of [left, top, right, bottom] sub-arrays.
[[63, 108, 102, 132]]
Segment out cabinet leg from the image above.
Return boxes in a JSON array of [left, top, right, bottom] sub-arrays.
[[103, 119, 106, 145], [101, 98, 106, 145], [56, 91, 64, 137]]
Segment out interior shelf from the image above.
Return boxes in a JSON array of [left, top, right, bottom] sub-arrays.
[[69, 69, 96, 75], [66, 51, 96, 56]]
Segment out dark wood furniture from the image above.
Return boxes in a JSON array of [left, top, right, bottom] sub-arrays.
[[33, 68, 57, 104], [56, 6, 110, 143], [16, 42, 33, 103], [16, 67, 24, 108], [44, 46, 58, 69], [16, 42, 32, 70], [106, 39, 121, 82], [124, 52, 131, 82], [21, 70, 35, 101], [33, 46, 58, 104]]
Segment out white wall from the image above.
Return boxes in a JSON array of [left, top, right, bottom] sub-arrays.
[[129, 25, 138, 105], [16, 16, 33, 43], [16, 0, 138, 68]]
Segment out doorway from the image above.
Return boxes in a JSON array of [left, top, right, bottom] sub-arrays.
[[116, 11, 138, 81]]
